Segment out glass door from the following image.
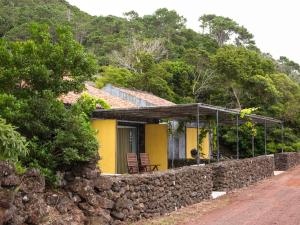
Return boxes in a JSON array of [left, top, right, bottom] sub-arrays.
[[117, 126, 138, 174]]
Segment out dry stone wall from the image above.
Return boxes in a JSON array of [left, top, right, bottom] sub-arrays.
[[0, 162, 212, 225], [210, 155, 275, 191], [0, 155, 278, 225], [274, 152, 300, 170], [105, 166, 212, 221]]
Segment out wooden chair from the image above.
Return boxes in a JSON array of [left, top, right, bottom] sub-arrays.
[[139, 153, 159, 172], [127, 153, 139, 174]]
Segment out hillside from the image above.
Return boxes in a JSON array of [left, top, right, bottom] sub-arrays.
[[0, 0, 299, 155], [0, 0, 219, 64]]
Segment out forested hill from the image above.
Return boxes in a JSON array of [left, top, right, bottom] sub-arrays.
[[1, 0, 300, 154]]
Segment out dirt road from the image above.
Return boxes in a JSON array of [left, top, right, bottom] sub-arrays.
[[183, 165, 300, 225], [135, 165, 300, 225]]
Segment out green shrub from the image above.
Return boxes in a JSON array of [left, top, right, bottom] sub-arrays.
[[0, 117, 28, 161]]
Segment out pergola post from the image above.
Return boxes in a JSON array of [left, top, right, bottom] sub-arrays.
[[252, 135, 255, 157], [216, 110, 220, 161], [236, 114, 239, 160], [196, 104, 200, 165], [264, 120, 267, 155], [171, 124, 175, 169], [281, 123, 284, 153]]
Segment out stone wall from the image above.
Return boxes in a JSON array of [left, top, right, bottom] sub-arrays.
[[0, 161, 212, 225], [0, 155, 277, 225], [274, 152, 300, 170], [105, 166, 212, 221], [210, 155, 275, 191], [0, 160, 94, 225]]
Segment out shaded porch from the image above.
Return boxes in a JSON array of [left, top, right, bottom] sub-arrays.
[[92, 103, 282, 174]]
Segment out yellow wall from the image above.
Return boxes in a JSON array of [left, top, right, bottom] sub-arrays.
[[145, 124, 168, 171], [186, 128, 210, 159], [91, 119, 117, 174]]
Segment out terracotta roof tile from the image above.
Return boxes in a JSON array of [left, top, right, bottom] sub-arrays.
[[59, 83, 175, 109], [59, 83, 137, 108]]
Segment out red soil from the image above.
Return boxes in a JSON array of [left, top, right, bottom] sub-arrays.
[[183, 165, 300, 225]]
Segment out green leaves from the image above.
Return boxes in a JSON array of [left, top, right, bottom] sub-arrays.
[[0, 24, 97, 98], [73, 92, 110, 118], [0, 117, 28, 161], [199, 14, 254, 47], [96, 66, 134, 88], [0, 24, 99, 184]]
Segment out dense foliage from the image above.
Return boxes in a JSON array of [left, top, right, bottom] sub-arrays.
[[0, 117, 28, 161], [0, 24, 99, 183], [0, 0, 299, 162]]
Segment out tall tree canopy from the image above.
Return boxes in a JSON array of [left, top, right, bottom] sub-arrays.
[[199, 14, 255, 47]]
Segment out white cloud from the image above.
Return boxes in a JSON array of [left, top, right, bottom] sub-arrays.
[[67, 0, 300, 63]]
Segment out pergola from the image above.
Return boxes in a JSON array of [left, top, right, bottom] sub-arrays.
[[93, 103, 283, 162]]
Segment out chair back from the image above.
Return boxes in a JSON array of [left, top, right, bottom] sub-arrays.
[[140, 153, 151, 167], [127, 153, 139, 174]]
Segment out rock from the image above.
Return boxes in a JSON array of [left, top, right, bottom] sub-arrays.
[[56, 196, 74, 214], [68, 156, 100, 179], [20, 169, 45, 193], [68, 178, 93, 195], [210, 156, 274, 191], [0, 159, 216, 224], [0, 161, 18, 189], [39, 205, 86, 225], [111, 211, 125, 220], [94, 176, 113, 191], [78, 202, 94, 216], [22, 195, 30, 203], [86, 215, 111, 225], [275, 152, 300, 170], [0, 161, 15, 177], [0, 189, 14, 209], [63, 171, 75, 182], [1, 174, 21, 187], [115, 197, 133, 211], [25, 194, 49, 225], [98, 196, 114, 209], [72, 194, 82, 203], [46, 193, 60, 206], [111, 220, 126, 225]]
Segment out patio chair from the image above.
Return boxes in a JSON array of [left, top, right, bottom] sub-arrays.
[[139, 153, 159, 172], [127, 153, 139, 174]]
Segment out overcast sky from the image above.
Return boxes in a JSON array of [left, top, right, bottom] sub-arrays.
[[67, 0, 300, 63]]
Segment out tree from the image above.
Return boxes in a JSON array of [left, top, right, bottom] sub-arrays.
[[0, 24, 98, 183], [142, 8, 186, 40], [199, 14, 255, 47], [108, 38, 175, 100], [96, 66, 134, 88], [212, 46, 275, 109], [277, 56, 300, 83], [0, 24, 97, 98], [161, 61, 194, 101], [110, 37, 167, 73]]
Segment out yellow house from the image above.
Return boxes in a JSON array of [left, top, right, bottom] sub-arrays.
[[91, 118, 210, 174], [60, 83, 211, 174]]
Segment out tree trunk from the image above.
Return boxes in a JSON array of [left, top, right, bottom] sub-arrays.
[[232, 86, 241, 109]]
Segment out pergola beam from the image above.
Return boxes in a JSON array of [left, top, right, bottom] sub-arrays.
[[93, 103, 282, 126]]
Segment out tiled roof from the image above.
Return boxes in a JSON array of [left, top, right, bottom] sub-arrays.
[[59, 83, 174, 109], [59, 83, 136, 108]]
